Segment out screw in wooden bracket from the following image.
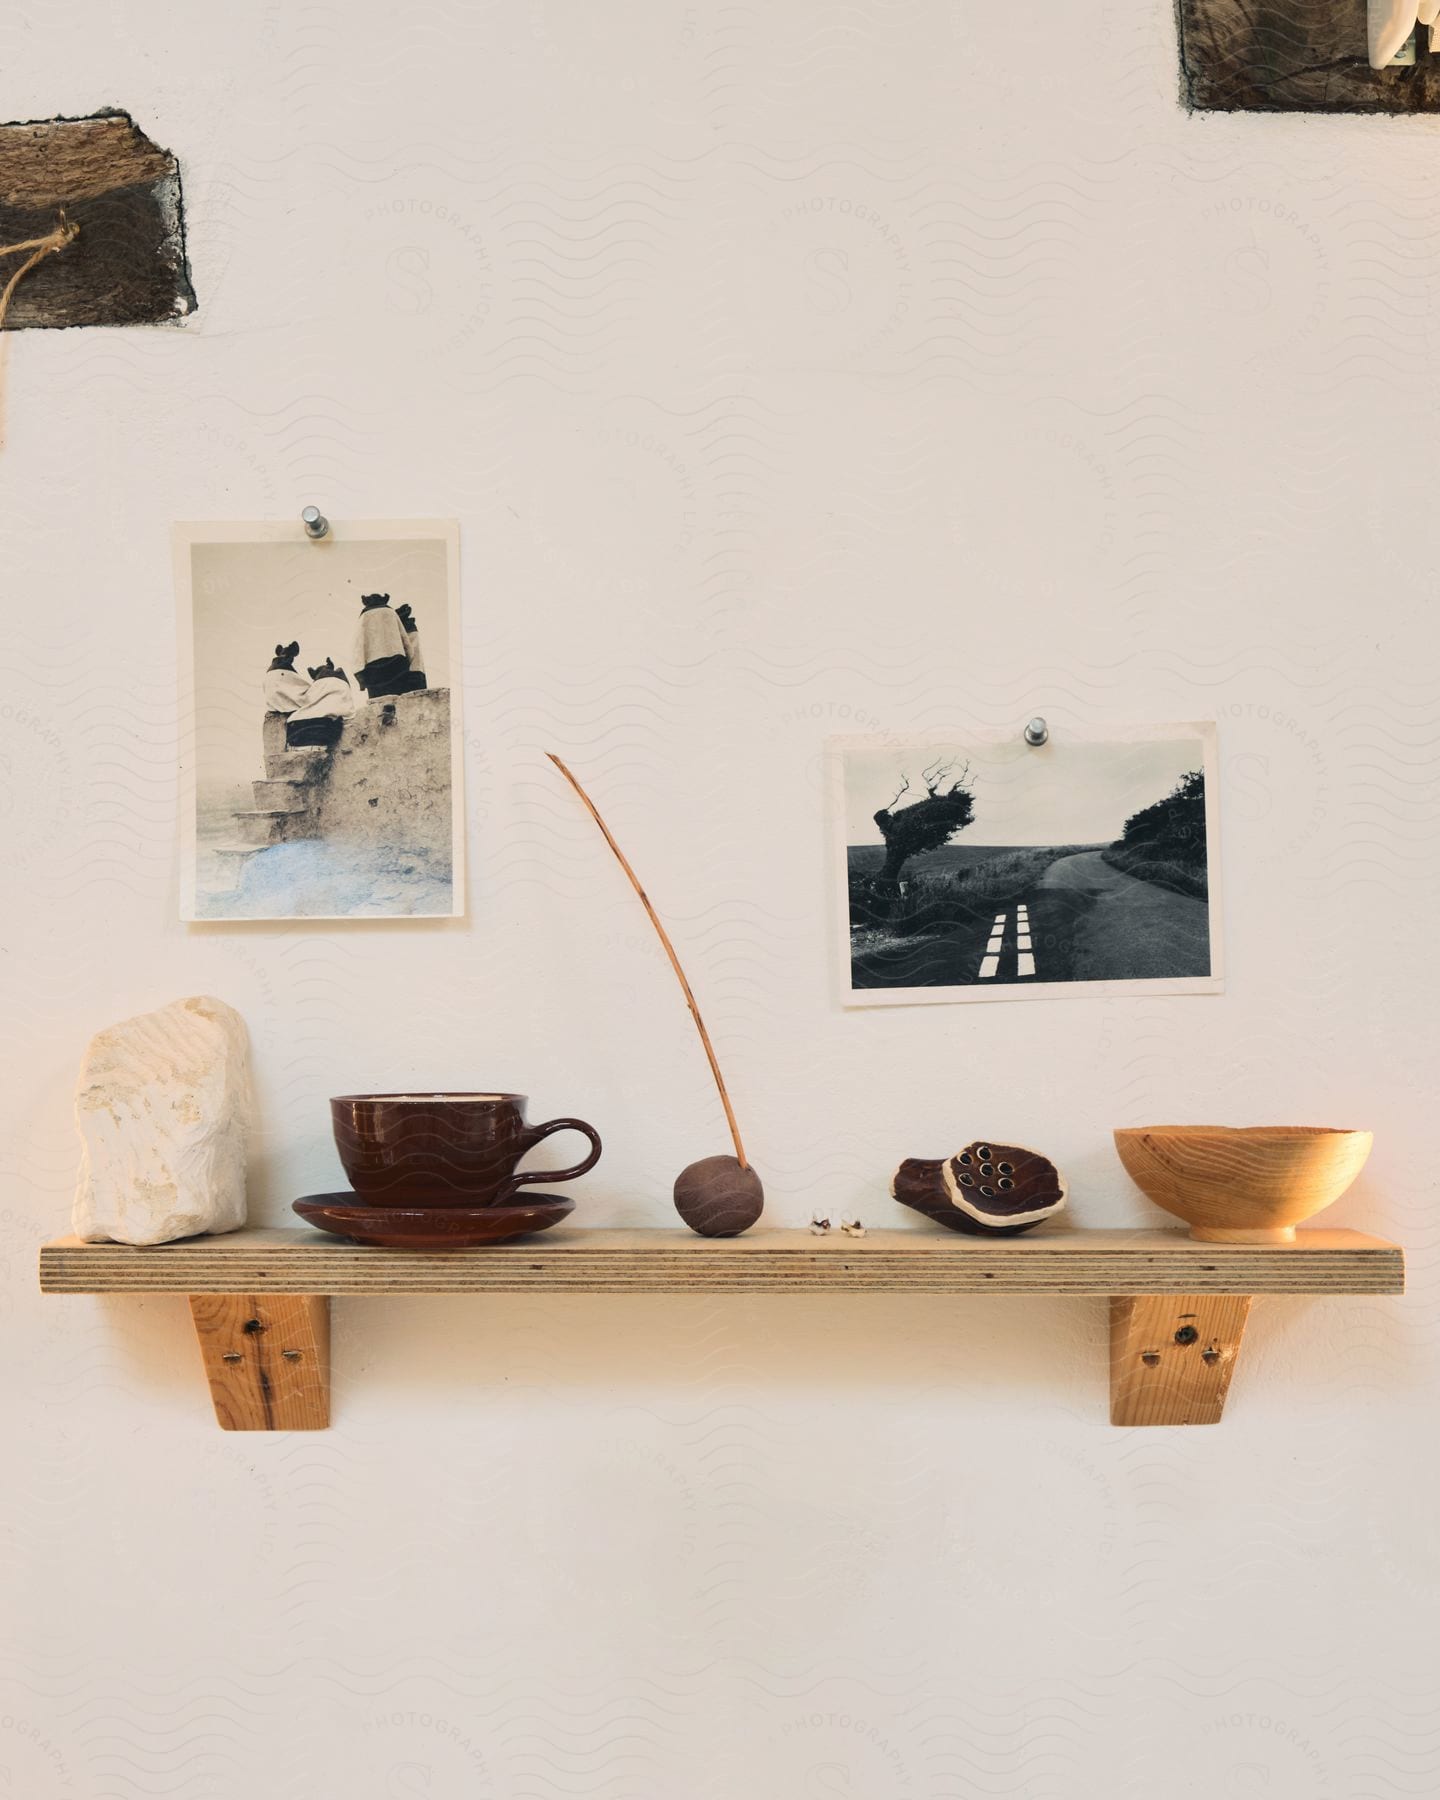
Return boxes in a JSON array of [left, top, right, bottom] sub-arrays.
[[189, 1294, 330, 1430], [1110, 1294, 1254, 1426]]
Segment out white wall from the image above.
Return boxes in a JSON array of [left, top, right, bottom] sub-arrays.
[[3, 5, 1435, 1795]]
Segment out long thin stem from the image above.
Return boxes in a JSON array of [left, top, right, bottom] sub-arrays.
[[547, 753, 748, 1169]]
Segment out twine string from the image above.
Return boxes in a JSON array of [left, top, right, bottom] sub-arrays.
[[0, 213, 80, 333]]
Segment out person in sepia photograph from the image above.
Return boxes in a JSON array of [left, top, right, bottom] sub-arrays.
[[261, 641, 307, 712], [281, 657, 359, 748], [396, 601, 426, 689], [833, 727, 1222, 1004], [354, 592, 426, 697], [178, 522, 463, 923]]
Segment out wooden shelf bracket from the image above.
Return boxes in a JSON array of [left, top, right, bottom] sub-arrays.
[[189, 1293, 330, 1430], [1109, 1292, 1253, 1426]]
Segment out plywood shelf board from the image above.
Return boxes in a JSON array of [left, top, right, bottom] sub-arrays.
[[43, 1226, 1400, 1429], [39, 1226, 1403, 1297]]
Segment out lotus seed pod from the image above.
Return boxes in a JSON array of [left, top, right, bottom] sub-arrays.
[[891, 1140, 1066, 1236], [674, 1154, 764, 1238]]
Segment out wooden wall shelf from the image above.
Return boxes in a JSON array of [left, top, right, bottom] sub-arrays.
[[40, 1226, 1402, 1431]]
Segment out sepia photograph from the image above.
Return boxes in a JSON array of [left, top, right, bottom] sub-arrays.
[[176, 520, 464, 921], [832, 725, 1222, 1004]]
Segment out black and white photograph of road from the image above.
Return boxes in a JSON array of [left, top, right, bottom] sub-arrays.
[[833, 727, 1222, 1003]]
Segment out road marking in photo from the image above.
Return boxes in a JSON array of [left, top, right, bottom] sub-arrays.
[[980, 911, 1006, 978], [1016, 899, 1035, 975], [977, 903, 1040, 980]]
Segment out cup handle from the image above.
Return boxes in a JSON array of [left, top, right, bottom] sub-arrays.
[[510, 1117, 603, 1190]]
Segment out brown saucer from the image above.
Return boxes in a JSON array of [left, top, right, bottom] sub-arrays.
[[293, 1193, 574, 1248]]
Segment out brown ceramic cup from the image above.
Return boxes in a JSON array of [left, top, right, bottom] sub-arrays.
[[331, 1092, 602, 1205]]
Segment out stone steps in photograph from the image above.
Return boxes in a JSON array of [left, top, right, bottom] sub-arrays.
[[250, 776, 315, 811], [206, 843, 264, 895], [261, 728, 331, 782], [244, 721, 334, 848], [233, 807, 317, 848]]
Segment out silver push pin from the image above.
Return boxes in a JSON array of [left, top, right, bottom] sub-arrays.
[[1023, 717, 1049, 747], [301, 505, 330, 541]]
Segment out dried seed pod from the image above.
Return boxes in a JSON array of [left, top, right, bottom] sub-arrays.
[[890, 1140, 1067, 1236], [674, 1155, 765, 1238]]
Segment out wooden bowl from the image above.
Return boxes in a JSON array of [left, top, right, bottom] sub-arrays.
[[1113, 1125, 1373, 1243]]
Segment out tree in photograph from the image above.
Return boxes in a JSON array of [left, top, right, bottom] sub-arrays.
[[1118, 769, 1205, 861], [872, 758, 975, 888], [1104, 768, 1208, 900]]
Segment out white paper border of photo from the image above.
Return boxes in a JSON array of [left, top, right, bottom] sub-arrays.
[[175, 518, 465, 923], [828, 722, 1224, 1007]]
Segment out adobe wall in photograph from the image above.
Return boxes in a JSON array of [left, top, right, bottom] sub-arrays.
[[316, 689, 452, 854]]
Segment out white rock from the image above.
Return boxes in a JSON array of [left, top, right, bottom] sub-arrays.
[[72, 996, 251, 1246]]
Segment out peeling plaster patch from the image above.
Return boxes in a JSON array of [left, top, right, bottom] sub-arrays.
[[0, 107, 196, 328]]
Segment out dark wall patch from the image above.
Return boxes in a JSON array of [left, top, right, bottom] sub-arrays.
[[0, 108, 196, 329], [1179, 0, 1440, 112]]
